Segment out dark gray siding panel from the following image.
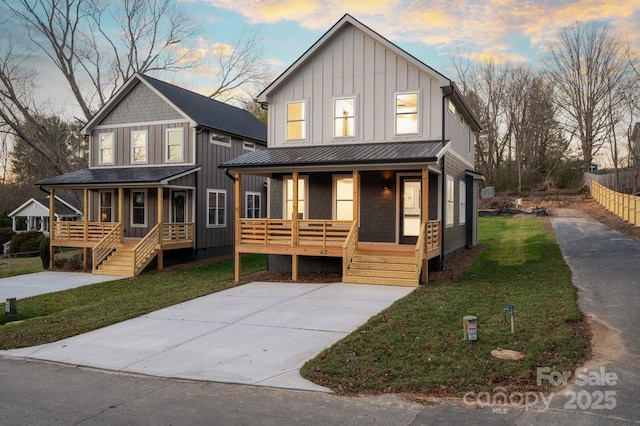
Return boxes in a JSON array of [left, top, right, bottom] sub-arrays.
[[102, 82, 183, 125], [359, 171, 395, 242], [195, 131, 264, 253], [168, 173, 196, 187], [442, 154, 468, 257]]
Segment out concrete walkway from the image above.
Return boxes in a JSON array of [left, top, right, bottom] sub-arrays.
[[0, 271, 127, 301], [1, 281, 413, 392]]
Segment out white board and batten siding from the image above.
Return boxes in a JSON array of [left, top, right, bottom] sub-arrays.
[[267, 25, 444, 146]]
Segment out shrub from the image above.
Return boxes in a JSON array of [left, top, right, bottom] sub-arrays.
[[9, 231, 45, 255], [53, 254, 84, 271], [40, 236, 50, 269], [0, 227, 15, 247]]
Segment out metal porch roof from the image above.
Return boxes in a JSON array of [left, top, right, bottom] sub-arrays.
[[36, 165, 200, 187], [220, 140, 447, 171]]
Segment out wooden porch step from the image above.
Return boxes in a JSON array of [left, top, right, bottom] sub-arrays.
[[351, 254, 415, 264], [344, 250, 419, 287], [343, 275, 417, 287]]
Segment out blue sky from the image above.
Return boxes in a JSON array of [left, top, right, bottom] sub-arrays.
[[174, 0, 640, 96]]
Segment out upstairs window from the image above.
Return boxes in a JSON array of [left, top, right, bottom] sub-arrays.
[[243, 141, 255, 151], [448, 98, 457, 116], [395, 92, 419, 135], [459, 182, 466, 225], [99, 133, 114, 165], [334, 97, 355, 138], [131, 130, 148, 163], [210, 133, 231, 147], [286, 101, 306, 140], [166, 128, 183, 162]]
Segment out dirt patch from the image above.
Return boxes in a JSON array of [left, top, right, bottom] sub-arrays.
[[243, 270, 343, 283], [428, 245, 485, 283], [582, 314, 626, 368]]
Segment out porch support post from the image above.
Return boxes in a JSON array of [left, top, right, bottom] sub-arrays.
[[49, 188, 55, 269], [83, 188, 89, 271], [352, 170, 359, 227], [234, 173, 241, 283], [421, 168, 429, 283], [157, 186, 163, 271], [291, 171, 299, 281], [118, 187, 124, 242]]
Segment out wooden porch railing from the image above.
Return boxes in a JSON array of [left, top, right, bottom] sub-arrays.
[[426, 220, 441, 252], [415, 222, 427, 282], [133, 224, 160, 275], [92, 223, 122, 271], [239, 219, 351, 248], [53, 221, 118, 242], [161, 223, 194, 244], [342, 222, 359, 277]]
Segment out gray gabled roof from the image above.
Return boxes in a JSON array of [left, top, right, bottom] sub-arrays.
[[36, 165, 200, 187], [9, 195, 82, 218], [82, 74, 267, 144], [220, 140, 446, 172]]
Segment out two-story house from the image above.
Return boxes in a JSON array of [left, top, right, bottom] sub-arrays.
[[37, 73, 267, 276], [221, 14, 483, 286]]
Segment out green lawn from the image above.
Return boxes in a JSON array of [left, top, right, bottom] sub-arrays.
[[301, 216, 586, 395], [0, 254, 267, 349], [0, 248, 81, 279]]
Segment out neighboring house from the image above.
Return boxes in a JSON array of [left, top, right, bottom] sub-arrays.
[[221, 14, 484, 287], [37, 73, 267, 276], [8, 195, 83, 235]]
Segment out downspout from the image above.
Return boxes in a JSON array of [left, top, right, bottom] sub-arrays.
[[440, 83, 455, 269]]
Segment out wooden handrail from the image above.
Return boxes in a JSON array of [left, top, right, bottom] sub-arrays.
[[133, 224, 160, 275], [342, 222, 359, 277], [92, 223, 122, 271], [415, 222, 427, 282]]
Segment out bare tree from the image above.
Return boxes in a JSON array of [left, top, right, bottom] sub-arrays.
[[547, 21, 630, 172], [207, 28, 272, 103]]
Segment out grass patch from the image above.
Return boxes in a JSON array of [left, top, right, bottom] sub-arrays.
[[301, 217, 586, 395], [0, 248, 82, 279], [0, 254, 266, 349]]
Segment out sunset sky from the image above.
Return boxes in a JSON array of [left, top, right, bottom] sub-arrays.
[[177, 0, 640, 93]]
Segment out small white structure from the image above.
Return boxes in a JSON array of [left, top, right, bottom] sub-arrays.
[[8, 195, 83, 235]]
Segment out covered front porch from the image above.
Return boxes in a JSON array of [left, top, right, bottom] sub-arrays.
[[37, 166, 199, 276], [232, 168, 441, 287]]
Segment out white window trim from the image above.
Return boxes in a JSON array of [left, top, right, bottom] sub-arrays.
[[207, 189, 227, 228], [394, 91, 420, 136], [245, 191, 261, 218], [99, 190, 114, 223], [446, 175, 455, 227], [243, 141, 256, 151], [333, 96, 357, 139], [165, 127, 184, 163], [131, 130, 148, 164], [98, 132, 115, 165], [459, 181, 466, 225], [210, 133, 231, 148], [285, 100, 308, 141], [130, 189, 148, 228], [283, 175, 308, 219], [332, 174, 355, 220], [447, 98, 457, 117]]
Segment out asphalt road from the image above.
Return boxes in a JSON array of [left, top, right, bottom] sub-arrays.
[[0, 213, 638, 425]]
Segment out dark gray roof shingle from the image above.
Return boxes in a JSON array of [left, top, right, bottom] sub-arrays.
[[220, 140, 446, 170], [139, 74, 266, 143], [36, 165, 199, 187]]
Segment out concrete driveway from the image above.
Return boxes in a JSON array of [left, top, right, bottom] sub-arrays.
[[1, 281, 413, 392], [0, 271, 127, 301]]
